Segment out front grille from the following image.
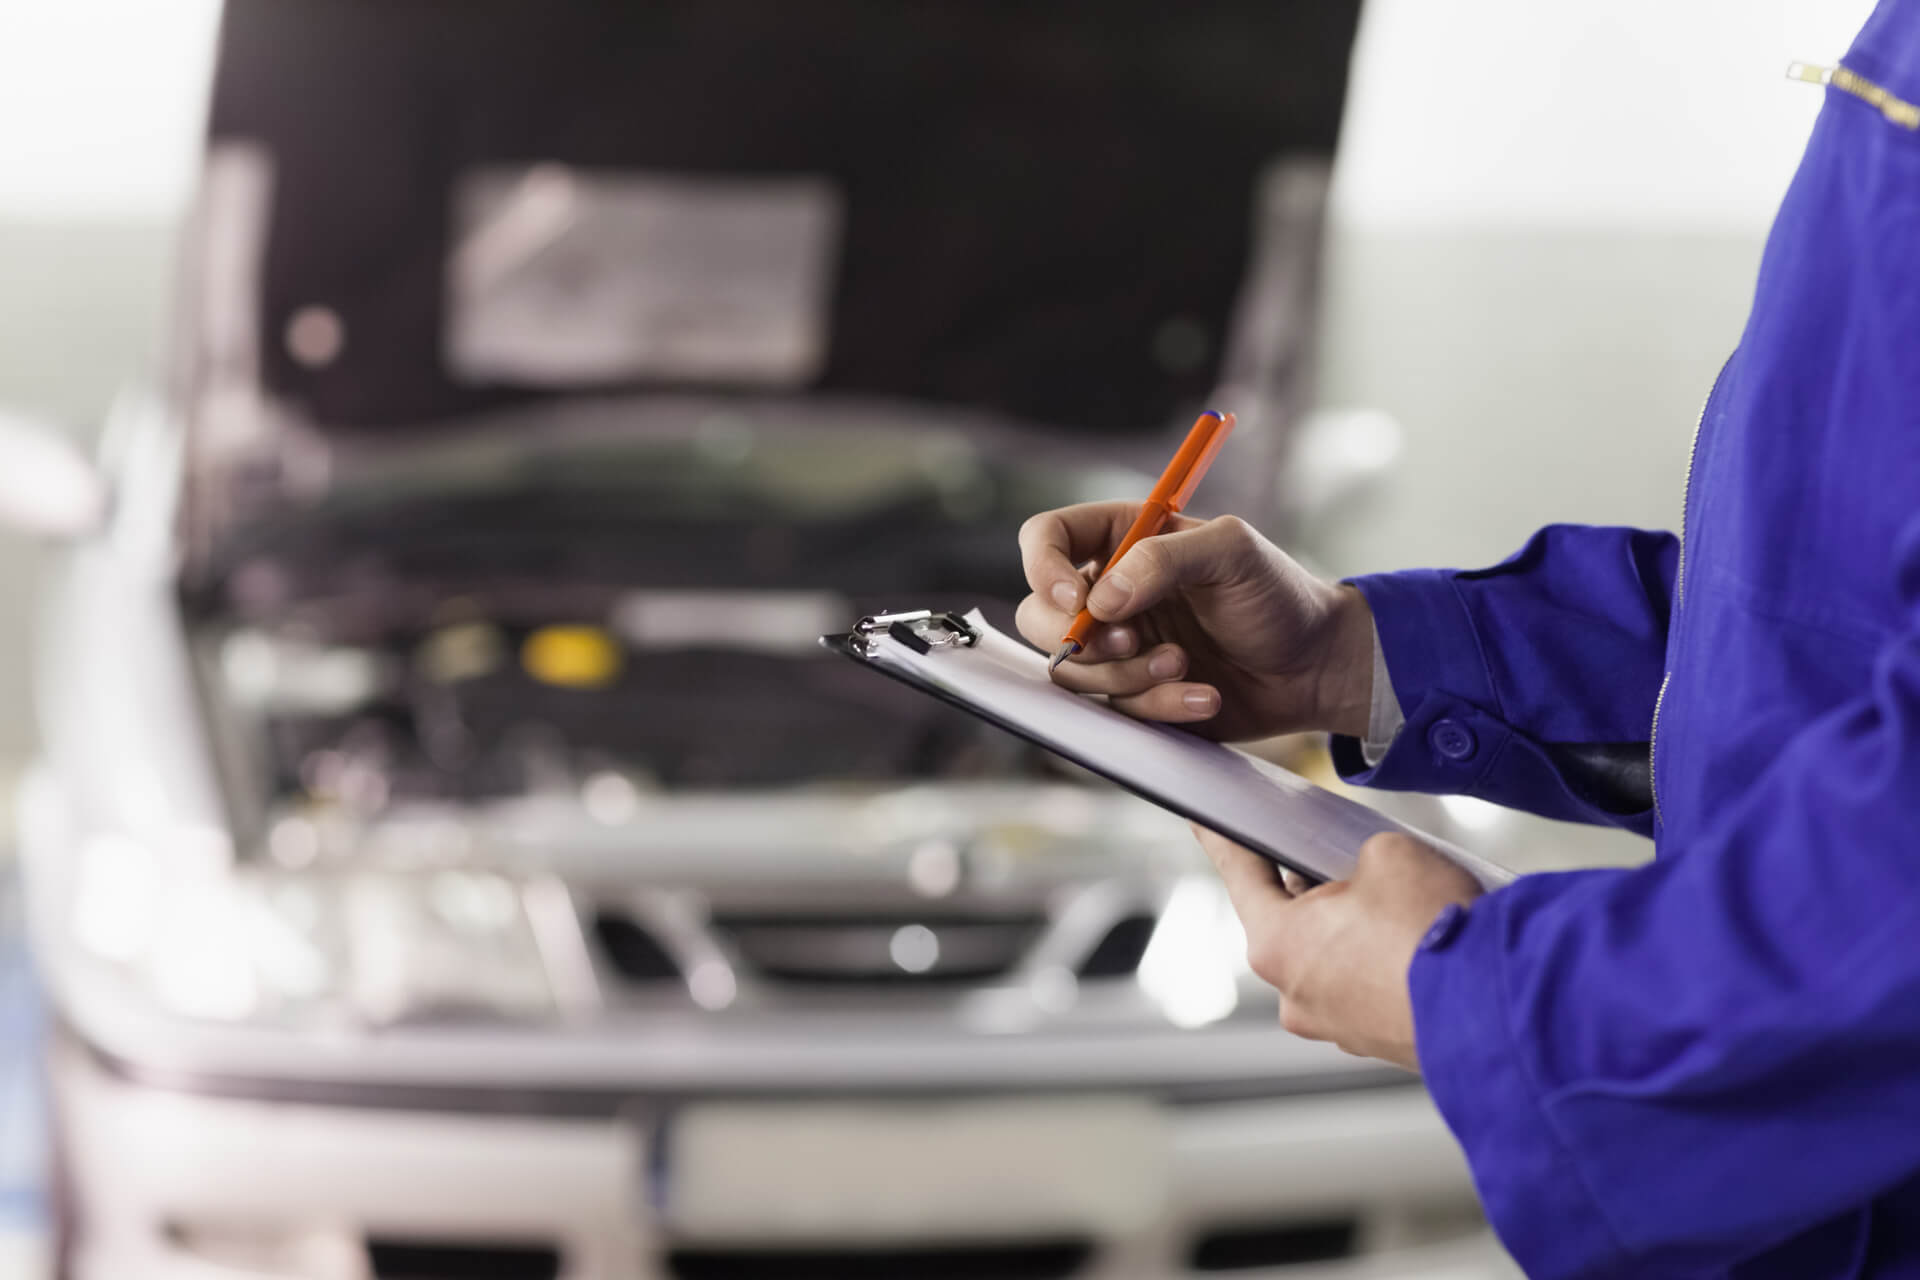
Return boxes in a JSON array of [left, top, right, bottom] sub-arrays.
[[709, 912, 1046, 986], [1188, 1218, 1357, 1271], [365, 1237, 561, 1279], [666, 1240, 1092, 1279]]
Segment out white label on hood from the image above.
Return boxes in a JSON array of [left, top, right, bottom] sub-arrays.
[[448, 165, 841, 387]]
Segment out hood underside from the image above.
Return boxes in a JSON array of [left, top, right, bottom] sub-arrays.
[[172, 0, 1361, 574]]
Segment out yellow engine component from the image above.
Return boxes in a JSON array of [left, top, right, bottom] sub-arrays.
[[521, 624, 623, 689]]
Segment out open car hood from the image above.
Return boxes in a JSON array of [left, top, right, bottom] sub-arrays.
[[170, 0, 1362, 580]]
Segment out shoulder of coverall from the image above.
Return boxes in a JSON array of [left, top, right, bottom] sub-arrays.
[[1845, 0, 1920, 117]]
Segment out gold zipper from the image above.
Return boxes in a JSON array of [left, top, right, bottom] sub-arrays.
[[1787, 61, 1920, 130], [1649, 366, 1723, 826]]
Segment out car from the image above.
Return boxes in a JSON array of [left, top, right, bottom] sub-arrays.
[[8, 3, 1515, 1277]]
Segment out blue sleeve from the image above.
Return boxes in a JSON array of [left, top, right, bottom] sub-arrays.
[[1331, 523, 1678, 835], [1410, 512, 1920, 1278]]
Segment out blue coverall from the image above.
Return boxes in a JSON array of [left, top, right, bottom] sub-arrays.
[[1329, 4, 1920, 1275]]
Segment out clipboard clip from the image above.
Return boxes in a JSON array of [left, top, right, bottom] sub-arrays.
[[850, 609, 980, 657]]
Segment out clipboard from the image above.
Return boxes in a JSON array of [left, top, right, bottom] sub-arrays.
[[822, 608, 1514, 890]]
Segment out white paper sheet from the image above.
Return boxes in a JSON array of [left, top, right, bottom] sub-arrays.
[[859, 610, 1513, 889]]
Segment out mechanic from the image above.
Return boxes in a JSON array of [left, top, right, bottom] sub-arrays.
[[1014, 3, 1920, 1276]]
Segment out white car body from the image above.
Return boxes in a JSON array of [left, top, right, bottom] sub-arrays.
[[16, 399, 1510, 1279], [11, 3, 1516, 1276]]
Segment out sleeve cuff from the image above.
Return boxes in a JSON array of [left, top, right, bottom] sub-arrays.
[[1410, 882, 1631, 1276], [1327, 568, 1658, 829], [1349, 568, 1500, 715], [1330, 569, 1514, 794]]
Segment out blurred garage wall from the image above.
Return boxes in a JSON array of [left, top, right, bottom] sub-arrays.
[[1312, 0, 1875, 578], [0, 0, 1879, 793]]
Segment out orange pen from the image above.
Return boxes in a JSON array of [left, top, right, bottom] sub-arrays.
[[1050, 409, 1236, 672]]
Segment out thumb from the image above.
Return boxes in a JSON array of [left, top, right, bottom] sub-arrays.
[[1086, 515, 1261, 621]]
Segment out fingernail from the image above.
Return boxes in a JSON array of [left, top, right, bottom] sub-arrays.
[[1050, 580, 1079, 612], [1088, 571, 1133, 616], [1183, 687, 1219, 714], [1103, 626, 1136, 656], [1148, 647, 1182, 680]]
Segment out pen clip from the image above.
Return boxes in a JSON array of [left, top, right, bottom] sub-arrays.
[[851, 610, 980, 657]]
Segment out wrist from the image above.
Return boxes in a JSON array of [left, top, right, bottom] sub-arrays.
[[1314, 584, 1378, 740]]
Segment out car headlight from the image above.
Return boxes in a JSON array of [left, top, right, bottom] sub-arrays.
[[1136, 875, 1250, 1029], [343, 868, 555, 1024], [66, 833, 557, 1026]]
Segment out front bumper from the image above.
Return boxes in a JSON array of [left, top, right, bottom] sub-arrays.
[[53, 1035, 1512, 1280]]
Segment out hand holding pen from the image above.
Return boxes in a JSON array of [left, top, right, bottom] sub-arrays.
[[1014, 410, 1381, 743]]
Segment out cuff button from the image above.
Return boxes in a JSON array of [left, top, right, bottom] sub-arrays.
[[1428, 718, 1477, 762]]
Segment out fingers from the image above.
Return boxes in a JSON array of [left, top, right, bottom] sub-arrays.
[[1278, 868, 1315, 898], [1085, 515, 1266, 623], [1017, 504, 1133, 612], [1190, 824, 1292, 920], [1013, 591, 1222, 720], [1046, 642, 1188, 697], [1109, 681, 1221, 724], [1013, 590, 1137, 660], [1019, 504, 1207, 620], [1190, 825, 1301, 998]]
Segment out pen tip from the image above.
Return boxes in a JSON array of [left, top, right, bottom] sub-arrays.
[[1048, 643, 1076, 673]]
